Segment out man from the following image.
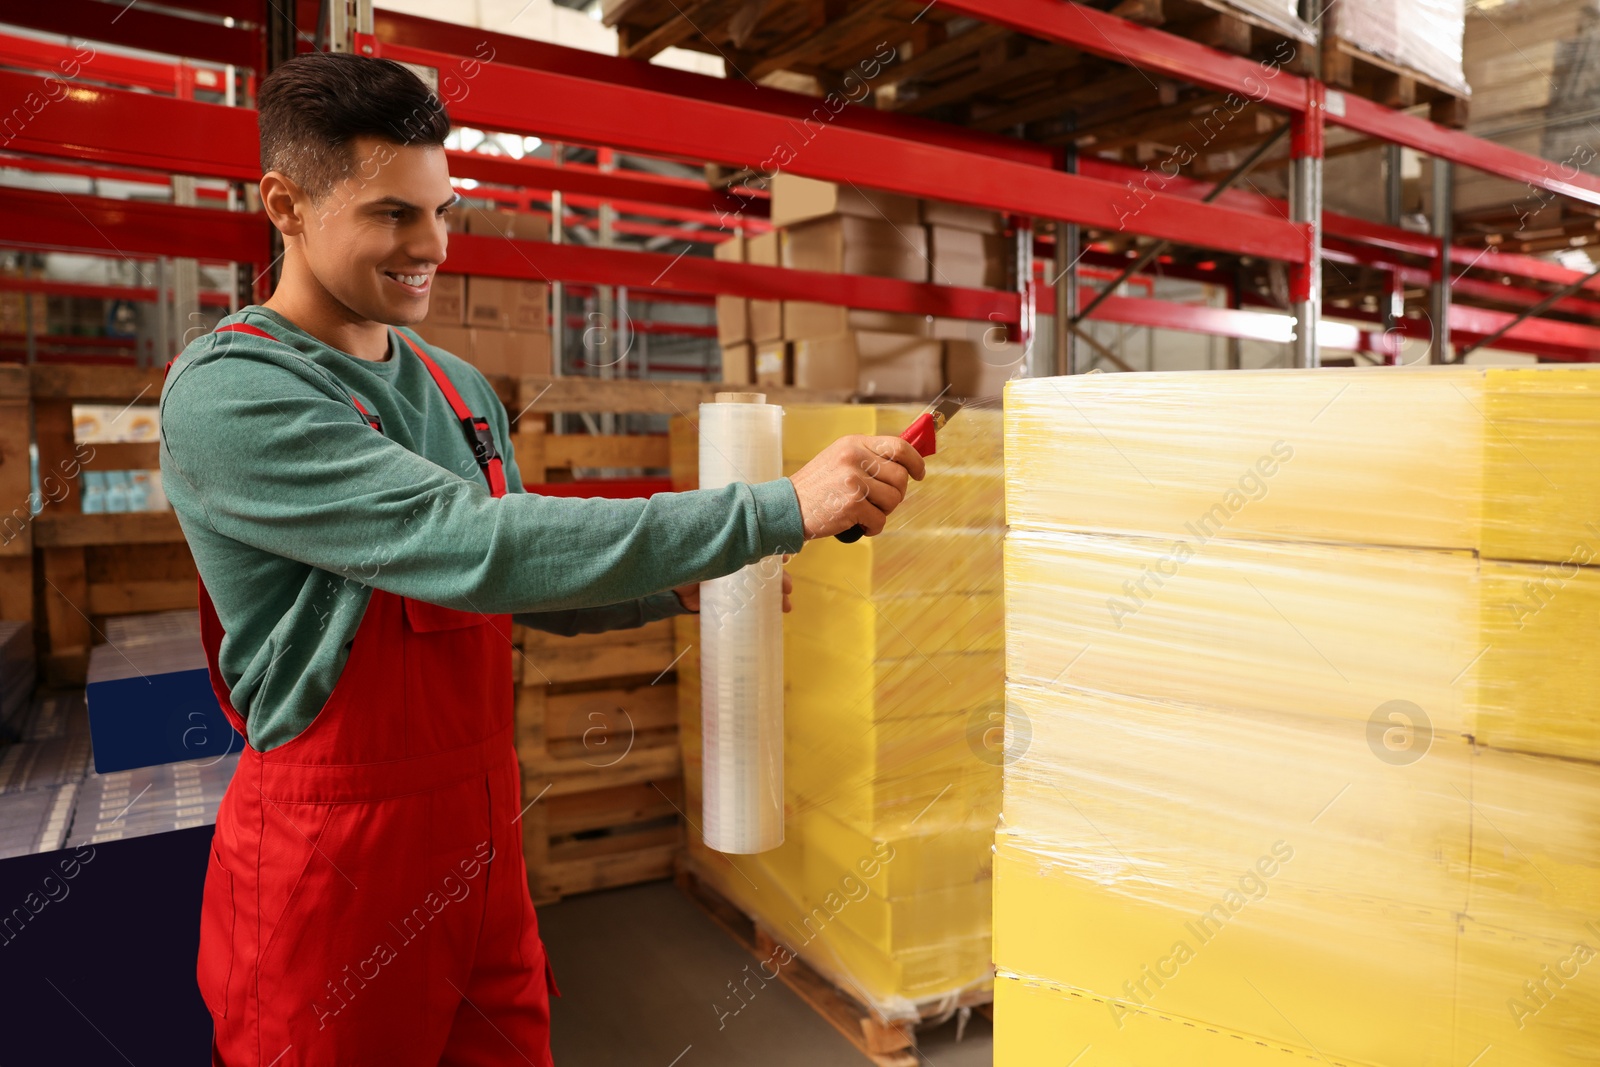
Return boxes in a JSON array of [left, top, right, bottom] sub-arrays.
[[159, 52, 924, 1067]]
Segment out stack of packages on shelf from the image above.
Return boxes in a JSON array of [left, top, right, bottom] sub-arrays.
[[0, 268, 46, 339], [674, 401, 1006, 1021], [1456, 0, 1597, 215], [1326, 0, 1468, 94], [714, 174, 1022, 397], [996, 366, 1600, 1065], [0, 693, 90, 859], [74, 403, 168, 514], [416, 207, 552, 378]]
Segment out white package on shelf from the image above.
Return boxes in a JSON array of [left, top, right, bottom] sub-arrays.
[[697, 398, 785, 854]]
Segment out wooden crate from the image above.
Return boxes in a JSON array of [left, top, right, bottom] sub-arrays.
[[516, 619, 689, 903], [675, 856, 992, 1067], [24, 366, 186, 686], [522, 777, 685, 904]]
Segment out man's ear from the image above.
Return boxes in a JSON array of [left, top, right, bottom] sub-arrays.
[[260, 170, 308, 238]]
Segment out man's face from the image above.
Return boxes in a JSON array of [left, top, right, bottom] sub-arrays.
[[299, 135, 455, 326]]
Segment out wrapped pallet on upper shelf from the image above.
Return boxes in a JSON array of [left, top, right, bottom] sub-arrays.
[[996, 365, 1600, 1067], [1324, 0, 1470, 103], [1455, 0, 1597, 228], [674, 401, 1007, 1042]]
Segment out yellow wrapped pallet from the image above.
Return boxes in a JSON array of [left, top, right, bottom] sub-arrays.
[[994, 683, 1600, 1066], [998, 367, 1600, 1066], [674, 402, 1006, 1020], [1005, 365, 1600, 563], [1004, 528, 1600, 761]]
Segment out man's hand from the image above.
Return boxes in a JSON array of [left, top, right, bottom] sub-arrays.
[[788, 435, 927, 540], [675, 560, 794, 613]]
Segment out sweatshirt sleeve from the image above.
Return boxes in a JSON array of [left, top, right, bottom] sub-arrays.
[[160, 352, 805, 616], [513, 589, 689, 636]]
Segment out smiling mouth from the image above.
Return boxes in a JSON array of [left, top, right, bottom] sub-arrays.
[[385, 271, 432, 291]]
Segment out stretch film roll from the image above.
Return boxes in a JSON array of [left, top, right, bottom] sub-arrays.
[[699, 398, 785, 854]]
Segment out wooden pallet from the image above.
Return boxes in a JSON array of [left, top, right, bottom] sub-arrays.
[[1322, 35, 1470, 127], [522, 776, 684, 905], [674, 856, 992, 1067], [602, 0, 1317, 155], [515, 614, 688, 902]]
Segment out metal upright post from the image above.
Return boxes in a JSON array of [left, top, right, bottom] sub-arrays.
[[263, 0, 297, 296], [550, 144, 565, 381], [1430, 158, 1453, 363], [1015, 218, 1041, 378], [1383, 143, 1404, 344], [1289, 85, 1324, 369], [1054, 144, 1078, 376], [327, 0, 373, 52], [1054, 221, 1078, 375], [597, 148, 617, 435]]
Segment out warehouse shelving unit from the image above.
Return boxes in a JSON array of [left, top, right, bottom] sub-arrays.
[[6, 5, 1600, 373], [1, 4, 1598, 1063]]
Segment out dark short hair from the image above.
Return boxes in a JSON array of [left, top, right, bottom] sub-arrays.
[[257, 52, 450, 202]]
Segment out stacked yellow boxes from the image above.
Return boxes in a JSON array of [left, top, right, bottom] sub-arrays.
[[998, 366, 1600, 1066], [677, 402, 1006, 1018]]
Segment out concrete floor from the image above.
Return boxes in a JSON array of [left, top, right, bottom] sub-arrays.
[[539, 880, 994, 1067]]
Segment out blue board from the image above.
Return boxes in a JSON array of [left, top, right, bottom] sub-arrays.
[[85, 665, 242, 774]]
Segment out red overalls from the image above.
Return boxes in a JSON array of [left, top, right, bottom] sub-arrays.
[[180, 323, 556, 1066]]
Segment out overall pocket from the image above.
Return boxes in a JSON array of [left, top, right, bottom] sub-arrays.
[[196, 846, 236, 1018]]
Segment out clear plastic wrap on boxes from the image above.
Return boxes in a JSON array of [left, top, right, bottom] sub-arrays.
[[997, 367, 1600, 1066], [1328, 0, 1469, 94], [1006, 366, 1600, 563], [676, 403, 1005, 1020]]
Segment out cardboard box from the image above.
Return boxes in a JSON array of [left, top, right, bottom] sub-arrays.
[[466, 277, 550, 332], [416, 324, 471, 360], [750, 299, 783, 343], [747, 231, 779, 267], [784, 302, 928, 342], [783, 216, 928, 283], [463, 208, 550, 243], [792, 332, 942, 397], [713, 235, 746, 263], [716, 295, 750, 345], [931, 317, 1008, 342], [929, 226, 1006, 289], [421, 273, 466, 326], [921, 200, 1005, 234], [747, 231, 782, 342], [944, 338, 1025, 397], [755, 340, 790, 387], [468, 328, 552, 378], [770, 174, 920, 228], [720, 342, 754, 385]]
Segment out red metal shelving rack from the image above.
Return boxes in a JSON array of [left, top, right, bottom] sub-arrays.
[[1, 3, 1598, 366]]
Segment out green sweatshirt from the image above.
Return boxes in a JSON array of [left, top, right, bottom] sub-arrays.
[[159, 307, 804, 751]]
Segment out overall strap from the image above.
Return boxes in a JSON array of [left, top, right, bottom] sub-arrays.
[[391, 330, 509, 499]]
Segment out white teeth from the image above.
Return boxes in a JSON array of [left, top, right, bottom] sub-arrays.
[[390, 273, 429, 287]]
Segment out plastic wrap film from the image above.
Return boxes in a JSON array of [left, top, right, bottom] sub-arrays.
[[1217, 0, 1315, 43], [698, 400, 785, 854], [1327, 0, 1469, 93], [1006, 366, 1600, 564], [997, 368, 1600, 1066], [676, 403, 1005, 1020]]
